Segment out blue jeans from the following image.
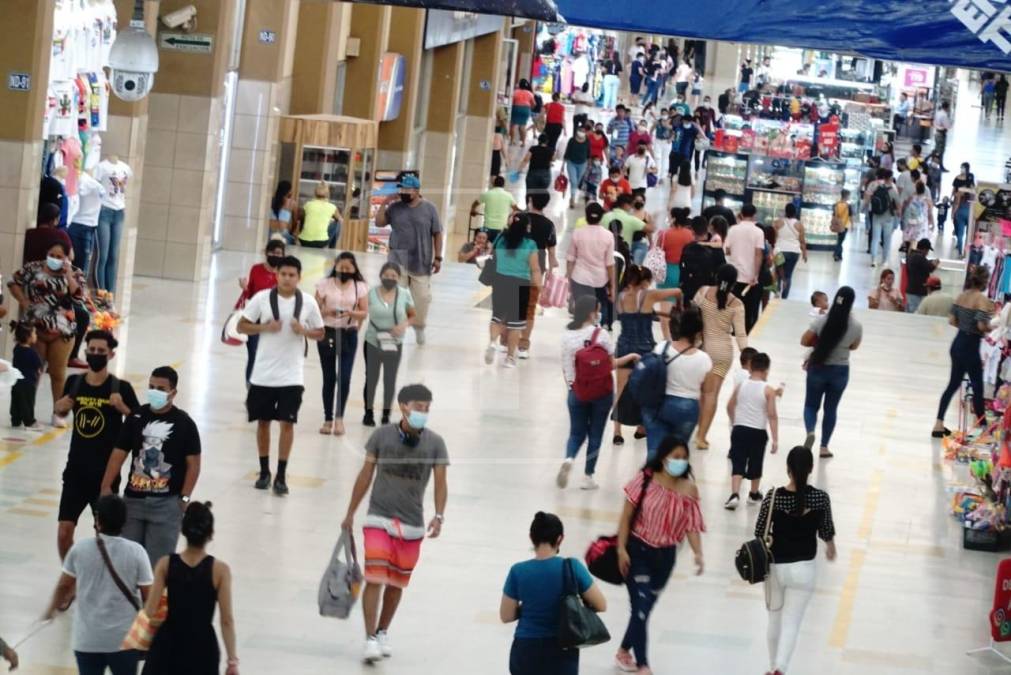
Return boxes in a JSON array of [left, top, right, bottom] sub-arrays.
[[68, 223, 96, 279], [869, 214, 889, 264], [509, 638, 578, 675], [779, 251, 800, 299], [566, 389, 613, 476], [95, 207, 124, 293], [318, 327, 358, 421], [641, 78, 659, 106], [803, 364, 850, 447], [937, 331, 985, 422], [602, 74, 620, 109], [75, 650, 140, 675], [269, 228, 296, 245], [621, 536, 677, 667], [631, 240, 648, 266], [642, 395, 699, 460], [565, 161, 586, 199], [833, 229, 847, 260], [954, 203, 970, 255], [906, 294, 924, 313]]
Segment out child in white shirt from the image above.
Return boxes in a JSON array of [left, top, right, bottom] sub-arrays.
[[724, 352, 779, 510]]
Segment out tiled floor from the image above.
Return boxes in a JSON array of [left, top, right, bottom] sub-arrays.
[[3, 71, 1011, 674]]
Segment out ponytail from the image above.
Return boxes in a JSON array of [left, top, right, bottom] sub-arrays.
[[786, 446, 814, 515], [715, 263, 738, 310], [620, 264, 643, 292]]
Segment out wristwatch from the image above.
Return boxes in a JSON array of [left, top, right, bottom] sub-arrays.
[[434, 256, 443, 262], [180, 495, 191, 504], [434, 513, 445, 523]]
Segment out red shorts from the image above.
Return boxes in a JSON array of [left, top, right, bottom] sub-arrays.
[[363, 527, 423, 589]]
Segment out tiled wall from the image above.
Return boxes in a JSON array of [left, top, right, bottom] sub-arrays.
[[135, 92, 223, 281], [419, 130, 453, 227], [0, 139, 43, 276], [452, 114, 495, 233]]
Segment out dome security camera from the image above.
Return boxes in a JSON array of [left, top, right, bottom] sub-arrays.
[[108, 26, 159, 102]]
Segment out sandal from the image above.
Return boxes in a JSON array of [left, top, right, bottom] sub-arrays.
[[319, 422, 333, 435], [333, 420, 346, 436], [931, 427, 952, 438]]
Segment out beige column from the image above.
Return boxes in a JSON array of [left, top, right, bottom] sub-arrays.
[[136, 0, 238, 281], [512, 23, 535, 91], [451, 30, 504, 234], [220, 0, 300, 252], [418, 41, 464, 224], [343, 4, 391, 121], [290, 0, 351, 115], [376, 7, 425, 171]]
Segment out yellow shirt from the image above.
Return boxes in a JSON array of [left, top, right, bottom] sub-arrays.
[[302, 199, 338, 242], [834, 202, 851, 230], [907, 156, 922, 171]]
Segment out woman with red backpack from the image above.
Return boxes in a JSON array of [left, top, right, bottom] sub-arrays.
[[557, 295, 641, 490]]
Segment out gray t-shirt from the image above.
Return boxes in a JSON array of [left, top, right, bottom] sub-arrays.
[[809, 315, 862, 366], [366, 424, 449, 529], [62, 535, 154, 652], [386, 200, 443, 276]]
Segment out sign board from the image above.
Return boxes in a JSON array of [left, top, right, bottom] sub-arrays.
[[376, 53, 406, 123], [990, 558, 1011, 641], [7, 72, 30, 92], [424, 9, 504, 50], [258, 30, 277, 44], [159, 32, 214, 54], [479, 79, 492, 91]]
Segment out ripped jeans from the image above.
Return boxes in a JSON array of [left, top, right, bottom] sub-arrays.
[[621, 535, 677, 667]]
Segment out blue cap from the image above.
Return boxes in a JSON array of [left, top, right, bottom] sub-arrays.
[[398, 174, 421, 189]]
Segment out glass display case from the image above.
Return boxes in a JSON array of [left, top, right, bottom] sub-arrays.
[[299, 145, 351, 212], [350, 148, 374, 220], [702, 195, 744, 217], [751, 190, 796, 225], [802, 160, 848, 247], [703, 151, 748, 199], [748, 156, 804, 193]]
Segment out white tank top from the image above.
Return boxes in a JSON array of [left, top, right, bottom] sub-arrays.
[[776, 218, 801, 254], [671, 183, 692, 209], [734, 379, 769, 430]]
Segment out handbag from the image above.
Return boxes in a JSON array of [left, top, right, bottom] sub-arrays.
[[220, 310, 247, 346], [318, 530, 364, 619], [585, 471, 653, 584], [557, 558, 611, 649], [695, 133, 711, 151], [479, 235, 501, 287], [734, 487, 777, 584], [554, 173, 569, 194], [539, 272, 570, 308], [121, 592, 168, 651], [642, 230, 667, 284], [646, 171, 658, 188]]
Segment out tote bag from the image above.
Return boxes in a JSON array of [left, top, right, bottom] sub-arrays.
[[557, 558, 610, 649], [539, 272, 570, 308]]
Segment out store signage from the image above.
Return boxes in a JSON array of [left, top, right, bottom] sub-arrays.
[[479, 80, 492, 91], [903, 68, 930, 88], [990, 558, 1011, 640], [7, 72, 30, 92], [375, 53, 406, 123], [258, 30, 277, 45], [159, 32, 214, 54]]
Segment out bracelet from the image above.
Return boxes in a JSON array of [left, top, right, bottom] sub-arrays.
[[434, 256, 443, 262], [228, 658, 240, 665]]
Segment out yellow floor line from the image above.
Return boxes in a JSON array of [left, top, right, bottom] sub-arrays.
[[830, 548, 867, 649]]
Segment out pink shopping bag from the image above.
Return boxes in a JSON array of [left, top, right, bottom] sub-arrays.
[[540, 272, 570, 309]]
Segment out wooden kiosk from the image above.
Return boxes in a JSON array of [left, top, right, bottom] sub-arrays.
[[277, 115, 379, 251]]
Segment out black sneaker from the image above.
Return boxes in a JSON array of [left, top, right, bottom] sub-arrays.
[[254, 472, 271, 490], [381, 410, 391, 425], [273, 478, 289, 496], [748, 491, 763, 504], [363, 410, 376, 427]]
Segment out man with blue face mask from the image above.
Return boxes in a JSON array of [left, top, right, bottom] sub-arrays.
[[100, 365, 202, 566], [341, 383, 449, 664]]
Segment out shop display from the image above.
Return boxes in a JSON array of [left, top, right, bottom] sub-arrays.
[[703, 151, 747, 199], [532, 25, 615, 102], [750, 190, 795, 226], [748, 156, 803, 193]]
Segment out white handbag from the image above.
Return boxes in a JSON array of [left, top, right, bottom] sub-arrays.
[[642, 229, 668, 284]]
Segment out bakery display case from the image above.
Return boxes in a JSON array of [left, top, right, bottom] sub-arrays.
[[703, 151, 748, 200]]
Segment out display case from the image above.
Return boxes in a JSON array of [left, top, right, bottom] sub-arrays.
[[747, 156, 803, 224], [702, 195, 744, 217], [277, 115, 379, 251], [703, 151, 748, 200], [802, 160, 848, 248]]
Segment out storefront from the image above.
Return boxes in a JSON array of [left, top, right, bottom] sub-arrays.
[[531, 24, 618, 102]]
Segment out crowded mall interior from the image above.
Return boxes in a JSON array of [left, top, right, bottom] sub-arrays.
[[3, 1, 1011, 674]]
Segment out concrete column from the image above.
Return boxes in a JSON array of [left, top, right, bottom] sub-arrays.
[[376, 7, 425, 171], [219, 0, 300, 253], [708, 41, 744, 101], [419, 41, 464, 224], [513, 23, 535, 85], [136, 0, 238, 281], [290, 0, 351, 115], [452, 30, 504, 234], [343, 4, 391, 121]]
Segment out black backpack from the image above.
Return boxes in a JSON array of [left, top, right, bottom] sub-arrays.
[[870, 184, 893, 216], [679, 243, 713, 300], [735, 488, 776, 584], [269, 288, 307, 356]]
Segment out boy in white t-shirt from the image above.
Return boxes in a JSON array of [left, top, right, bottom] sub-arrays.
[[724, 352, 779, 510]]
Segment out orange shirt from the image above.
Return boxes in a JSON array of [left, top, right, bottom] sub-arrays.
[[660, 227, 695, 264], [599, 178, 631, 210], [513, 89, 535, 108]]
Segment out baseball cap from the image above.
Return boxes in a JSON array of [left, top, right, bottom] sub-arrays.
[[398, 174, 421, 189], [926, 276, 942, 290], [916, 237, 933, 251]]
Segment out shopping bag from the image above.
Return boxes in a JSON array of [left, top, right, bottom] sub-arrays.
[[220, 310, 247, 346], [318, 530, 364, 619], [642, 231, 667, 284], [554, 173, 569, 194], [121, 592, 168, 651], [646, 171, 658, 188], [508, 170, 521, 184], [539, 272, 570, 308]]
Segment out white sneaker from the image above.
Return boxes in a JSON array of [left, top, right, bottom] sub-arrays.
[[484, 343, 496, 365], [724, 493, 740, 510], [415, 328, 426, 345], [24, 422, 44, 432], [363, 637, 382, 663], [580, 475, 599, 490], [503, 356, 518, 369], [51, 414, 68, 429], [517, 349, 530, 360], [556, 459, 573, 488], [495, 343, 508, 352], [376, 630, 392, 657]]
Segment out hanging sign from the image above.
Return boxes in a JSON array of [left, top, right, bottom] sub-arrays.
[[259, 30, 277, 44], [376, 53, 406, 122], [159, 32, 214, 54]]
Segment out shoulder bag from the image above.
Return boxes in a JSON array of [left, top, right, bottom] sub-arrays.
[[557, 557, 611, 649], [95, 535, 140, 611], [734, 487, 777, 585], [584, 471, 654, 584], [642, 230, 667, 283], [479, 235, 501, 287]]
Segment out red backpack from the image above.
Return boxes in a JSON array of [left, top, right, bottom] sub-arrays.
[[573, 328, 613, 402]]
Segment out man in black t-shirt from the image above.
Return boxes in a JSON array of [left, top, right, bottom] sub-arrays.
[[701, 189, 737, 227], [101, 365, 202, 565], [680, 216, 725, 301], [905, 238, 939, 314], [54, 330, 139, 564], [518, 192, 558, 358]]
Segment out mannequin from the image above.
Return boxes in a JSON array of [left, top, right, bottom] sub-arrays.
[[94, 153, 133, 296]]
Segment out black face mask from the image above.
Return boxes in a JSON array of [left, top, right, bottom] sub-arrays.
[[634, 202, 645, 209], [338, 271, 355, 283], [86, 353, 108, 372], [381, 278, 398, 290], [266, 255, 284, 268], [400, 193, 414, 204]]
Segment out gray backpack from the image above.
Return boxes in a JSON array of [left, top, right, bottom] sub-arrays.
[[317, 531, 363, 619]]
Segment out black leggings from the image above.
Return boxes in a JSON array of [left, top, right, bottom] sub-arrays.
[[937, 331, 985, 422], [318, 327, 358, 421], [999, 95, 1008, 117], [363, 341, 402, 412]]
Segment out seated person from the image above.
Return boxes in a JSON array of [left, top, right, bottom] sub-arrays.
[[458, 230, 493, 265]]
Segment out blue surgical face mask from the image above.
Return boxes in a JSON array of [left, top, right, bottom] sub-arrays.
[[46, 255, 64, 271], [664, 458, 689, 477], [407, 410, 428, 430], [147, 389, 170, 410]]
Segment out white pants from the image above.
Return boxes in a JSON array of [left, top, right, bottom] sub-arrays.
[[654, 139, 671, 177], [766, 560, 816, 673]]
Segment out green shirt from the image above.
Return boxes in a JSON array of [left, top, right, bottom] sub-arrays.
[[302, 199, 337, 242], [606, 209, 646, 246], [478, 188, 516, 232], [495, 237, 537, 280], [365, 286, 415, 347]]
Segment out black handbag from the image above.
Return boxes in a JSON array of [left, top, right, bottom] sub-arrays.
[[479, 233, 500, 287], [557, 558, 610, 649], [735, 487, 777, 584], [585, 471, 653, 585]]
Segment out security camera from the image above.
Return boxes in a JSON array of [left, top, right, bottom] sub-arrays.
[[108, 27, 159, 102], [161, 5, 197, 31]]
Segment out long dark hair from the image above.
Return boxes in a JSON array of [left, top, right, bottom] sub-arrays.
[[677, 160, 692, 187], [329, 251, 364, 281], [709, 215, 729, 241], [502, 212, 529, 255], [786, 446, 814, 515], [670, 304, 703, 343], [620, 264, 652, 292], [271, 180, 291, 217], [644, 436, 694, 480], [568, 295, 598, 330], [809, 286, 855, 366], [715, 263, 737, 310]]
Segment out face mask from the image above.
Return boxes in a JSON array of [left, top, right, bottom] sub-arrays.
[[266, 255, 284, 268], [634, 202, 645, 209], [407, 410, 428, 430], [381, 277, 398, 290], [400, 193, 414, 204], [46, 256, 64, 272], [576, 132, 585, 140], [338, 271, 355, 283], [664, 458, 689, 477], [704, 100, 711, 106], [86, 353, 108, 372], [147, 388, 170, 410]]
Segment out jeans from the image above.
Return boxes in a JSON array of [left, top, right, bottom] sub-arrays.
[[565, 389, 613, 476], [732, 282, 763, 333], [803, 364, 850, 448], [937, 331, 985, 422], [642, 395, 699, 461], [68, 223, 96, 280], [641, 78, 659, 106], [95, 207, 124, 293], [122, 496, 184, 567], [631, 240, 648, 266], [602, 74, 620, 109], [767, 560, 816, 673], [869, 213, 890, 265], [509, 638, 578, 675], [779, 251, 800, 299], [984, 92, 995, 116], [906, 294, 924, 313], [621, 536, 677, 667], [565, 161, 586, 199], [318, 327, 358, 421], [74, 650, 140, 675], [833, 229, 847, 260], [954, 203, 970, 255], [269, 228, 296, 245], [245, 333, 259, 384], [363, 340, 402, 412], [935, 129, 948, 164]]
